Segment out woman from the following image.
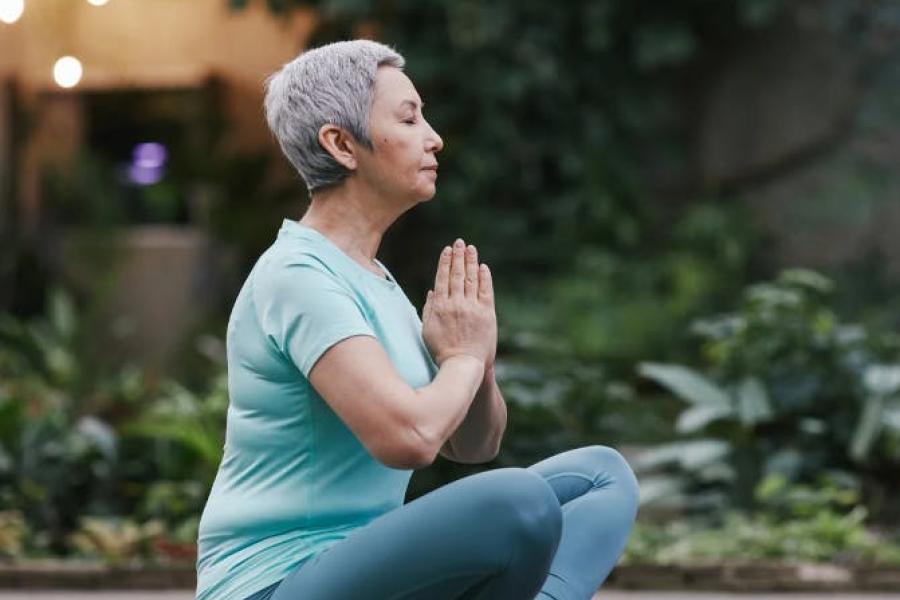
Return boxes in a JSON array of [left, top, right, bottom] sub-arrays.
[[196, 40, 639, 600]]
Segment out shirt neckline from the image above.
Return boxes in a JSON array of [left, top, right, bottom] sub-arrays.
[[279, 219, 398, 288]]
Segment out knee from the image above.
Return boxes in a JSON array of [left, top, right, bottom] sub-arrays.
[[482, 468, 563, 550], [584, 445, 641, 515]]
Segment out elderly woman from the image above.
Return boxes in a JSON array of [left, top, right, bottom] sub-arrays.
[[196, 40, 639, 600]]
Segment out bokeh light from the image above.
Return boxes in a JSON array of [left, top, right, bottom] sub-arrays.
[[0, 0, 24, 24], [128, 142, 168, 185], [86, 0, 110, 6], [53, 56, 83, 88]]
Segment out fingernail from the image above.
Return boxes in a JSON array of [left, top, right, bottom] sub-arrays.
[[442, 246, 450, 254], [454, 238, 464, 247], [467, 245, 476, 253]]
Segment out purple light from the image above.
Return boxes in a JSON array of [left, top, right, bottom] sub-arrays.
[[128, 163, 164, 186], [126, 142, 167, 185], [132, 142, 168, 169]]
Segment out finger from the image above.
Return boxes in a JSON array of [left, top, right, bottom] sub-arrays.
[[464, 244, 478, 298], [449, 238, 465, 297], [434, 246, 450, 298], [422, 289, 433, 320], [478, 263, 494, 305]]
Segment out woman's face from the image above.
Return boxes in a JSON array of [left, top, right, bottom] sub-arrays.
[[355, 66, 444, 203]]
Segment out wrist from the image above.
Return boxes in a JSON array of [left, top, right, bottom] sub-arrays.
[[444, 353, 486, 371]]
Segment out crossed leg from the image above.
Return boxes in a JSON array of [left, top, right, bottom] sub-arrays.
[[268, 467, 563, 600], [262, 445, 638, 600], [527, 446, 640, 600]]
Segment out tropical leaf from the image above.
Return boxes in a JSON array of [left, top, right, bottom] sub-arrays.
[[75, 416, 118, 462], [676, 403, 734, 434], [884, 405, 900, 433], [122, 419, 223, 469], [634, 474, 684, 506], [633, 439, 730, 472], [736, 377, 773, 426], [678, 439, 730, 470], [632, 441, 688, 471], [851, 395, 885, 462], [695, 461, 736, 482], [778, 268, 834, 294], [48, 289, 77, 340], [863, 365, 900, 397], [638, 363, 730, 406]]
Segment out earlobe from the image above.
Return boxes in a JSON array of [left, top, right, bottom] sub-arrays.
[[318, 124, 357, 170]]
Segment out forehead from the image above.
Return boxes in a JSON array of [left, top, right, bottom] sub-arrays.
[[373, 66, 420, 108]]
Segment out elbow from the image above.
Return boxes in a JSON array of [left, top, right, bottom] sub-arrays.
[[409, 442, 437, 469], [378, 442, 433, 470], [405, 402, 442, 469], [374, 430, 436, 471], [406, 430, 438, 469]]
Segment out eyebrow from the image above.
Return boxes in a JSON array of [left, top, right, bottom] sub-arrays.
[[399, 99, 423, 110]]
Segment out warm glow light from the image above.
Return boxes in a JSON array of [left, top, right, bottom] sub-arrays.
[[53, 56, 83, 89], [0, 0, 24, 24], [86, 0, 110, 5]]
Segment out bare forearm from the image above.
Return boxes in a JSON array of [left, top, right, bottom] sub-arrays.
[[448, 365, 507, 463], [410, 355, 485, 462]]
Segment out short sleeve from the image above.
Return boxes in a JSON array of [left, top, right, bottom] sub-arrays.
[[254, 262, 376, 377]]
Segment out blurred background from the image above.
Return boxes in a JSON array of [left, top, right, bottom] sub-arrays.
[[1, 0, 900, 576]]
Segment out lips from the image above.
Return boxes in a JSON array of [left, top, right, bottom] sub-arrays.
[[421, 165, 438, 171]]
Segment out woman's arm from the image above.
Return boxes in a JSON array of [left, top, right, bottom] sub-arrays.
[[441, 365, 507, 463], [305, 263, 495, 469], [309, 335, 485, 470]]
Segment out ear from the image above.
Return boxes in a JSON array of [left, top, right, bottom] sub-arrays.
[[318, 124, 359, 171]]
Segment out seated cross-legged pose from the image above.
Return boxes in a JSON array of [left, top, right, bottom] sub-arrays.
[[195, 39, 640, 600]]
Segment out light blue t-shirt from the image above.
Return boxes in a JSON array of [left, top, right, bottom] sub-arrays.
[[196, 218, 438, 600]]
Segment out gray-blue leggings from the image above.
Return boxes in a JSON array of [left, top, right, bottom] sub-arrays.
[[245, 445, 640, 600]]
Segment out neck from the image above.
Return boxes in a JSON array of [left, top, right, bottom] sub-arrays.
[[298, 179, 407, 263]]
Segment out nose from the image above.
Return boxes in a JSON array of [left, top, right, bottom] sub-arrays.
[[426, 121, 444, 153]]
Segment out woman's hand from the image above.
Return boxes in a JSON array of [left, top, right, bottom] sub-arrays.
[[422, 238, 497, 368]]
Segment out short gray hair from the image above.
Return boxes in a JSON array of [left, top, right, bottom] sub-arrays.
[[263, 40, 406, 194]]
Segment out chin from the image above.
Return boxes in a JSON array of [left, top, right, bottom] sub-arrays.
[[413, 184, 437, 202]]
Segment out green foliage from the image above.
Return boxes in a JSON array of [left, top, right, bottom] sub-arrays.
[[122, 372, 228, 490], [0, 289, 154, 554], [0, 290, 215, 559], [636, 269, 900, 518], [6, 281, 900, 566], [500, 203, 759, 366], [225, 0, 770, 308], [623, 474, 900, 565], [113, 344, 228, 539]]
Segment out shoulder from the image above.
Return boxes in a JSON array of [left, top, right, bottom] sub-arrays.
[[250, 244, 371, 329], [253, 243, 348, 297]]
